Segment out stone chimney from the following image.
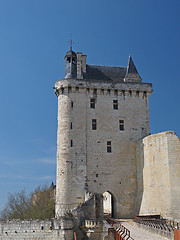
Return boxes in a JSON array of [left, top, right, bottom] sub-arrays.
[[77, 52, 86, 79]]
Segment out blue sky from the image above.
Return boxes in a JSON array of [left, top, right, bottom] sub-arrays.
[[0, 0, 179, 210]]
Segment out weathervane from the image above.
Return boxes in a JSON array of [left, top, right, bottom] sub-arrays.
[[68, 34, 74, 50], [68, 39, 72, 50]]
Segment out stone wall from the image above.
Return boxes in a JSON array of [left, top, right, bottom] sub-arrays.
[[0, 218, 74, 240], [55, 79, 152, 218], [136, 131, 180, 221]]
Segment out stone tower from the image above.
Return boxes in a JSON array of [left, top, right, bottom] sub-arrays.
[[54, 49, 153, 219]]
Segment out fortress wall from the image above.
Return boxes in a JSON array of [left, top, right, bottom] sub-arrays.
[[56, 88, 87, 217], [0, 219, 74, 240], [84, 84, 151, 218], [55, 80, 152, 219], [137, 131, 180, 220], [167, 132, 180, 221]]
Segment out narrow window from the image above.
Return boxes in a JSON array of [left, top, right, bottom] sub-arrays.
[[68, 86, 72, 93], [71, 140, 73, 147], [92, 119, 97, 130], [113, 100, 118, 110], [107, 89, 111, 95], [143, 91, 147, 98], [94, 88, 97, 94], [119, 120, 124, 131], [136, 91, 139, 97], [86, 88, 90, 93], [122, 90, 125, 96], [90, 98, 95, 109], [76, 86, 79, 92], [71, 101, 74, 108], [129, 90, 132, 96], [114, 89, 118, 96], [61, 87, 64, 94], [107, 141, 112, 153], [70, 122, 72, 129]]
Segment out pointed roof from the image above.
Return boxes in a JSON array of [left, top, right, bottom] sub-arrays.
[[124, 55, 142, 82], [127, 55, 139, 74]]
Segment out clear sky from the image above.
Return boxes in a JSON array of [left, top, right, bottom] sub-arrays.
[[0, 0, 179, 210]]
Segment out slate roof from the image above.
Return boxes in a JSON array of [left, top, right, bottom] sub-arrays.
[[85, 65, 127, 83], [126, 56, 139, 75]]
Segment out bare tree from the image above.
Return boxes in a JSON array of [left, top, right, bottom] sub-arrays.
[[0, 184, 55, 220]]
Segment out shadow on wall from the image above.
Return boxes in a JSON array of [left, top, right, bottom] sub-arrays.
[[135, 140, 144, 216]]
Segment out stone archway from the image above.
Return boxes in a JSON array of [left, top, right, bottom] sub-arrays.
[[103, 191, 114, 218]]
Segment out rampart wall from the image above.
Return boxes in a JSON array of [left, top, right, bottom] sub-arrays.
[[136, 131, 180, 221], [0, 218, 74, 240]]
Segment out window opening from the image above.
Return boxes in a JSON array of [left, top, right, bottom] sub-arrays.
[[71, 140, 73, 147], [92, 119, 97, 130], [70, 122, 72, 129], [107, 89, 111, 95], [94, 88, 97, 94], [90, 98, 95, 108], [71, 101, 74, 108], [119, 120, 124, 131], [68, 86, 72, 93], [114, 89, 118, 96], [113, 100, 118, 110], [107, 141, 112, 152], [101, 89, 104, 95]]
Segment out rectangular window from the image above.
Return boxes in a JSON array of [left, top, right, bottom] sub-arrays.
[[114, 89, 118, 96], [68, 86, 72, 93], [90, 98, 95, 109], [101, 89, 104, 95], [113, 100, 118, 110], [71, 140, 73, 147], [119, 120, 124, 131], [107, 141, 112, 153], [71, 101, 74, 108], [92, 119, 97, 130], [143, 91, 147, 98], [70, 122, 72, 129]]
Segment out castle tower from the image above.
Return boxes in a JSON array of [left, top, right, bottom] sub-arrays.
[[54, 49, 153, 218]]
